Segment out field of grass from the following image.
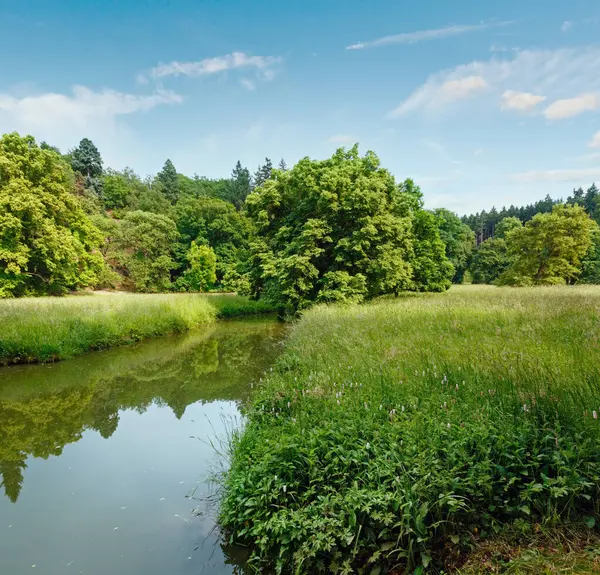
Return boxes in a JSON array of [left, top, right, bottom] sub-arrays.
[[219, 285, 600, 574], [0, 292, 276, 365]]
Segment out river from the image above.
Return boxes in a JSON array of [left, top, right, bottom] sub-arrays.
[[0, 317, 285, 575]]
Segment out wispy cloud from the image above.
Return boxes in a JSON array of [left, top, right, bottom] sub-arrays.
[[239, 78, 256, 91], [590, 131, 600, 148], [346, 20, 513, 50], [544, 93, 600, 120], [500, 90, 546, 112], [561, 20, 573, 32], [143, 52, 281, 84], [389, 47, 600, 117], [510, 168, 600, 183], [0, 86, 181, 126]]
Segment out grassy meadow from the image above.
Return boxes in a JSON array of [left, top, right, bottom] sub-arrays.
[[219, 285, 600, 573], [0, 292, 276, 365]]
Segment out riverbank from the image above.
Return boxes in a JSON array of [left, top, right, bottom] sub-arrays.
[[219, 285, 600, 573], [0, 292, 276, 365]]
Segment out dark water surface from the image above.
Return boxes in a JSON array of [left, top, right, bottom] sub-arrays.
[[0, 317, 285, 575]]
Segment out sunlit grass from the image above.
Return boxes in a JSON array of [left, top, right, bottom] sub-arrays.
[[0, 292, 276, 365], [219, 285, 600, 573]]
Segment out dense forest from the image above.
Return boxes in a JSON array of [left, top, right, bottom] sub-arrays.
[[1, 131, 599, 309]]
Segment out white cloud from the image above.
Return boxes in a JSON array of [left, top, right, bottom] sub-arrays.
[[346, 20, 513, 50], [589, 131, 600, 148], [500, 90, 546, 111], [0, 86, 181, 168], [327, 135, 358, 145], [561, 21, 573, 32], [510, 168, 600, 183], [440, 76, 488, 99], [146, 52, 281, 82], [389, 47, 600, 117], [544, 93, 600, 119], [0, 86, 180, 129]]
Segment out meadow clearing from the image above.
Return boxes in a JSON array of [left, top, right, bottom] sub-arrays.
[[219, 285, 600, 573]]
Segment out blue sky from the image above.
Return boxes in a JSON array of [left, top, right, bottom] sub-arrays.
[[1, 0, 599, 214]]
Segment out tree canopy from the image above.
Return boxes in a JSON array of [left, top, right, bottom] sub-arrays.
[[0, 133, 104, 297], [245, 146, 452, 311]]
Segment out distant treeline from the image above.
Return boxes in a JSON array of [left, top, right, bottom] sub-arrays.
[[461, 184, 600, 243]]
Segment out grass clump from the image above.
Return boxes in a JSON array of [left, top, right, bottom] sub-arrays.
[[0, 293, 275, 365], [219, 285, 600, 574]]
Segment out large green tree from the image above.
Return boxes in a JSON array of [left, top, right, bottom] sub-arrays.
[[252, 157, 273, 190], [499, 205, 596, 285], [0, 133, 104, 297], [245, 146, 451, 311]]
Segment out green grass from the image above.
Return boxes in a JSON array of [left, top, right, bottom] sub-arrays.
[[219, 285, 600, 574], [0, 292, 276, 365]]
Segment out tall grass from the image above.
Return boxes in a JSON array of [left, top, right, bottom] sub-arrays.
[[0, 293, 276, 365], [219, 285, 600, 573]]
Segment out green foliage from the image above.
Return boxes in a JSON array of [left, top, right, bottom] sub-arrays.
[[225, 160, 251, 210], [70, 138, 103, 179], [253, 157, 273, 190], [470, 237, 510, 284], [116, 211, 179, 292], [499, 205, 596, 286], [220, 286, 600, 574], [174, 196, 253, 282], [177, 242, 217, 292], [434, 208, 475, 283], [101, 168, 147, 211], [580, 227, 600, 284], [411, 209, 454, 291], [0, 133, 104, 297], [70, 137, 103, 196], [495, 216, 523, 239], [246, 146, 451, 311], [156, 159, 179, 204]]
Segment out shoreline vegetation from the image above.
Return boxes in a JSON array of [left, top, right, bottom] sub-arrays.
[[0, 292, 276, 366], [219, 285, 600, 574]]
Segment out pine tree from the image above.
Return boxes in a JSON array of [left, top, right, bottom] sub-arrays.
[[278, 158, 288, 171], [70, 138, 104, 196], [227, 161, 251, 210], [253, 157, 273, 190], [157, 159, 179, 204]]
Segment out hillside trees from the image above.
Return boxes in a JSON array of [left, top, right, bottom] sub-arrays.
[[70, 137, 104, 197], [0, 133, 104, 297], [245, 146, 452, 311]]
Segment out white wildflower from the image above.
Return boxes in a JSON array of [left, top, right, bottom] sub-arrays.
[[594, 411, 598, 420]]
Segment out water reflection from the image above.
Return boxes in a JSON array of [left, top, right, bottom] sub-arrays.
[[0, 318, 284, 575]]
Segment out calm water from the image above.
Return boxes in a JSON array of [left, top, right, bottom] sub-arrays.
[[0, 317, 285, 575]]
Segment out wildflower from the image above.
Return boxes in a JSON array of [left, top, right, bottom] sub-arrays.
[[337, 400, 340, 406], [287, 402, 291, 409], [364, 402, 368, 409], [366, 442, 370, 449], [401, 405, 405, 412], [390, 409, 396, 416], [523, 404, 529, 413], [447, 423, 451, 429], [379, 404, 383, 410], [443, 402, 447, 410], [283, 485, 287, 493], [455, 384, 459, 391], [594, 411, 598, 420]]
